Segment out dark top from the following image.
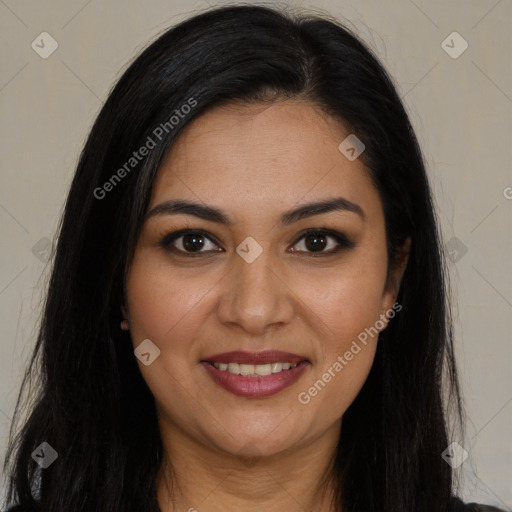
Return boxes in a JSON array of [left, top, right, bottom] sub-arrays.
[[451, 496, 508, 511], [4, 497, 508, 511]]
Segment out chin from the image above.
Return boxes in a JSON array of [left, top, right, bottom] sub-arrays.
[[209, 429, 299, 460]]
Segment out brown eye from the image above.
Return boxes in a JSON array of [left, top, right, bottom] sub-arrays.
[[290, 229, 355, 256], [159, 230, 222, 255], [304, 233, 329, 252], [181, 233, 206, 252]]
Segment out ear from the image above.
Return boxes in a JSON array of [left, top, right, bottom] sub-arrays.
[[120, 304, 130, 331], [380, 236, 411, 318]]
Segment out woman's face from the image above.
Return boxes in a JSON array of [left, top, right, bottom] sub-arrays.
[[125, 99, 408, 458]]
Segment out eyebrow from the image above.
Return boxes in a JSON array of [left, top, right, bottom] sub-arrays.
[[145, 197, 365, 226]]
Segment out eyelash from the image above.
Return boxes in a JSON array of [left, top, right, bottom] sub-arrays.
[[158, 228, 355, 258]]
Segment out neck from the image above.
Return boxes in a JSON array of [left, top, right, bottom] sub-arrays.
[[156, 418, 341, 512]]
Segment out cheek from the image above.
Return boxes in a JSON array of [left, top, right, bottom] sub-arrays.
[[299, 256, 388, 344], [294, 253, 386, 417], [126, 255, 215, 345], [304, 273, 382, 379], [125, 257, 212, 412], [300, 341, 376, 432], [297, 278, 381, 426]]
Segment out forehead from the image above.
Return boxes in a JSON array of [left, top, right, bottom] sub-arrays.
[[150, 99, 378, 216]]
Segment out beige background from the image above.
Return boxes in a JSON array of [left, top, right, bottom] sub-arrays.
[[0, 0, 510, 508]]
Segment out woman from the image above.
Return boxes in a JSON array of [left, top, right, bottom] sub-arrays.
[[2, 4, 506, 512]]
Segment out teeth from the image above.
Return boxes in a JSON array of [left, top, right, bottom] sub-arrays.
[[212, 362, 298, 376], [271, 362, 281, 373], [239, 364, 253, 376], [255, 364, 272, 376]]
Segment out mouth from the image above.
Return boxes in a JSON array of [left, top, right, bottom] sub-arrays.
[[200, 350, 310, 397]]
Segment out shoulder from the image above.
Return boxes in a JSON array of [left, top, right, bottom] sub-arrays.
[[452, 496, 508, 511], [466, 506, 509, 512]]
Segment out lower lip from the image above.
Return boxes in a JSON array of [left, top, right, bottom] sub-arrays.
[[201, 361, 310, 397]]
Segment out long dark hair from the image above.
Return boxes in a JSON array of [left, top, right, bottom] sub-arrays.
[[3, 4, 464, 511]]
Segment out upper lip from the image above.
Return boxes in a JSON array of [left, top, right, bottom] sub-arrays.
[[202, 350, 309, 365]]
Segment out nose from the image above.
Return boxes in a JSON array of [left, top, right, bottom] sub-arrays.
[[216, 248, 296, 336]]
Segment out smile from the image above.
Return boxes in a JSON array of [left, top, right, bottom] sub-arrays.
[[210, 361, 298, 376], [201, 350, 310, 397]]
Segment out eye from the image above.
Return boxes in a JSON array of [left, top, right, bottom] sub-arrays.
[[159, 228, 354, 257], [159, 229, 222, 256], [289, 229, 355, 256]]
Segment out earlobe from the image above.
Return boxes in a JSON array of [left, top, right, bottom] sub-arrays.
[[120, 305, 130, 331], [380, 236, 411, 321]]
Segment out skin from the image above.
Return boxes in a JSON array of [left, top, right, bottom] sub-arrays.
[[124, 99, 410, 512]]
